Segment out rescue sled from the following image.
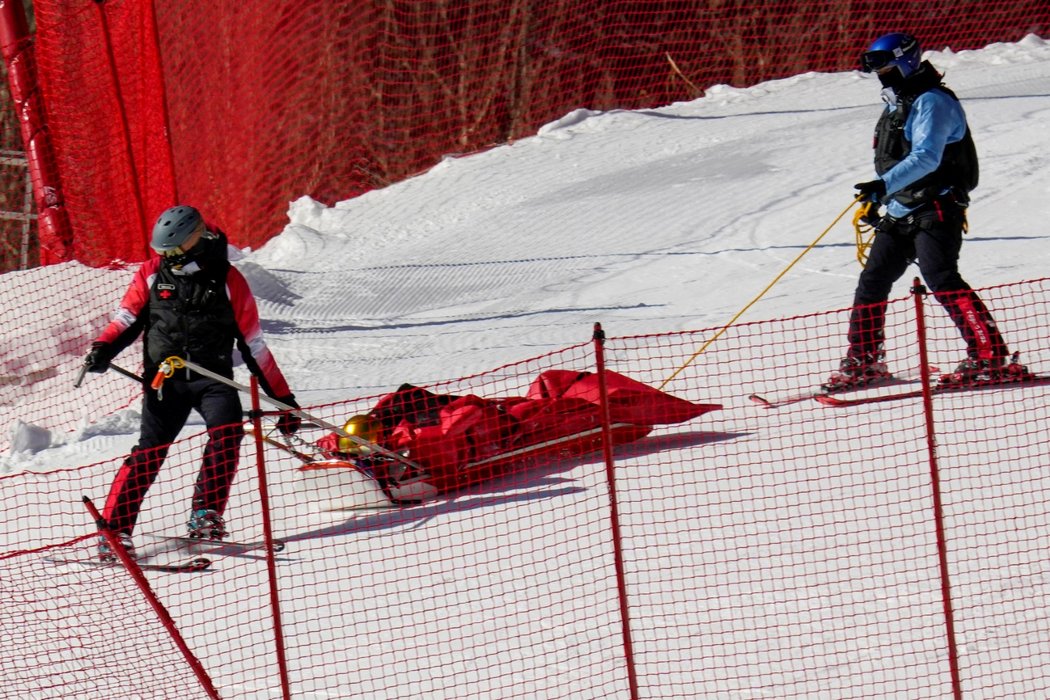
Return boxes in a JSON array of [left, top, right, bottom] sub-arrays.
[[298, 369, 720, 508]]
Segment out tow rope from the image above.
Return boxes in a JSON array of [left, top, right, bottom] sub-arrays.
[[659, 195, 863, 389], [852, 200, 878, 267]]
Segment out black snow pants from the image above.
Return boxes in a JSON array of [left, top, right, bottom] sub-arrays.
[[846, 197, 1009, 363], [102, 375, 245, 535]]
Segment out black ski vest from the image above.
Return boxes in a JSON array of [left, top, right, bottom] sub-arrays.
[[873, 67, 979, 209], [144, 235, 238, 378]]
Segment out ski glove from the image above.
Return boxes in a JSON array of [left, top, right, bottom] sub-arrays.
[[84, 342, 114, 373], [854, 179, 887, 203], [275, 394, 302, 436], [857, 200, 881, 228]]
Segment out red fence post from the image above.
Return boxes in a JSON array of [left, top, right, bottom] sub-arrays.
[[592, 322, 640, 700], [911, 278, 963, 700], [249, 377, 294, 700], [0, 0, 73, 265], [82, 496, 223, 700]]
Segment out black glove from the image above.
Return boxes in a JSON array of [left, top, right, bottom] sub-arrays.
[[275, 394, 302, 436], [857, 200, 881, 228], [84, 341, 113, 374], [854, 179, 887, 203]]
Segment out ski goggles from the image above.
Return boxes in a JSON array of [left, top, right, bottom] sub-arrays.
[[154, 222, 205, 257], [159, 245, 191, 258], [860, 49, 900, 73]]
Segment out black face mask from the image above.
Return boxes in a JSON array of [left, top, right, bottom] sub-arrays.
[[877, 67, 906, 91], [162, 231, 222, 271], [162, 245, 203, 271]]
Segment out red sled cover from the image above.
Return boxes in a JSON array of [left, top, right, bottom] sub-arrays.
[[316, 369, 720, 498]]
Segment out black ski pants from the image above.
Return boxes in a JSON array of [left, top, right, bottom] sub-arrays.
[[102, 376, 245, 535], [847, 198, 1008, 362]]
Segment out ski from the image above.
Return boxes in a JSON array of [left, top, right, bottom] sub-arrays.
[[138, 532, 286, 554], [323, 504, 404, 512], [815, 372, 1050, 407], [750, 366, 936, 409], [45, 555, 211, 573]]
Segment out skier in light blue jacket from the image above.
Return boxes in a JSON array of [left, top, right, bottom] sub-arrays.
[[826, 32, 1023, 391]]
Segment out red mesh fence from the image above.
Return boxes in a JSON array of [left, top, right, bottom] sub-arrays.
[[0, 541, 216, 699], [18, 0, 1049, 266], [3, 278, 1050, 698], [0, 264, 141, 456], [4, 2, 1049, 696]]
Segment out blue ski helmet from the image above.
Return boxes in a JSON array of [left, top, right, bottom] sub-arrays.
[[151, 205, 203, 255], [860, 33, 921, 78]]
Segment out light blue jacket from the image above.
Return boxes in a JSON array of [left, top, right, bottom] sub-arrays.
[[880, 88, 968, 218]]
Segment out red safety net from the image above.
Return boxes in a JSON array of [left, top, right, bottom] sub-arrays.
[[24, 0, 1049, 266], [4, 2, 1050, 696], [3, 278, 1050, 698]]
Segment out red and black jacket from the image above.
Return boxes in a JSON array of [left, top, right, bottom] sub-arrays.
[[95, 229, 293, 400]]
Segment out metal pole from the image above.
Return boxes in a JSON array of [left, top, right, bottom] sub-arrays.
[[75, 361, 143, 388], [152, 356, 421, 470]]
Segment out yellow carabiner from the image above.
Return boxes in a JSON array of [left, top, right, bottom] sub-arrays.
[[161, 356, 187, 376]]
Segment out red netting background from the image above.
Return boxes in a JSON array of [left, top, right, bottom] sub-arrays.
[[3, 2, 1050, 698], [23, 0, 1050, 266]]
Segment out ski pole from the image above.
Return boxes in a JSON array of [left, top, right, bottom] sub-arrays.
[[659, 195, 862, 390], [109, 364, 144, 384], [74, 361, 144, 388], [245, 426, 317, 463], [153, 355, 421, 470]]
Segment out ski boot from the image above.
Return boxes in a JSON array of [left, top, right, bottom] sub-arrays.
[[939, 352, 1029, 386], [98, 532, 136, 562], [822, 353, 890, 393], [187, 509, 227, 540]]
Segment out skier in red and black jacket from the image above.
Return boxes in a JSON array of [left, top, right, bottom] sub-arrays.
[[84, 205, 300, 560]]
